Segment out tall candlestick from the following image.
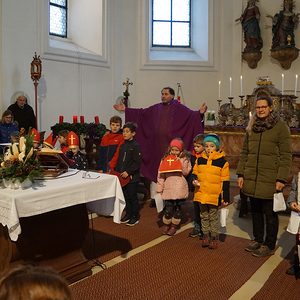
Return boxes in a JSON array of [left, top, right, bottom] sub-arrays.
[[240, 75, 243, 95], [295, 74, 298, 96], [282, 74, 284, 95], [80, 116, 84, 124], [230, 77, 232, 97], [218, 81, 221, 99]]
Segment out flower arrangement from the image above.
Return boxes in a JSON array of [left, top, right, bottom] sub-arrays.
[[0, 128, 44, 186], [206, 110, 216, 121]]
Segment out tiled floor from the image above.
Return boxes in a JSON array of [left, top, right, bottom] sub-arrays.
[[90, 187, 294, 300]]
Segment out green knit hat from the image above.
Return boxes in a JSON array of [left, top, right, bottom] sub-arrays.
[[203, 133, 220, 150]]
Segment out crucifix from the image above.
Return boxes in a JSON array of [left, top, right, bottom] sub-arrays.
[[122, 78, 133, 107], [123, 78, 133, 92]]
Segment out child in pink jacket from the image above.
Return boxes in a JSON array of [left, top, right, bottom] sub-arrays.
[[156, 138, 192, 236]]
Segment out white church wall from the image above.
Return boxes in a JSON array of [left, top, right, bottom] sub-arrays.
[[1, 0, 300, 135]]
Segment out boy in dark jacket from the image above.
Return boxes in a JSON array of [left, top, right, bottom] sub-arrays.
[[116, 122, 142, 226], [187, 134, 205, 238], [98, 116, 124, 173], [65, 131, 88, 171]]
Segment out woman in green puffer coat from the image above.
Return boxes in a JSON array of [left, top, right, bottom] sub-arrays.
[[237, 95, 292, 258]]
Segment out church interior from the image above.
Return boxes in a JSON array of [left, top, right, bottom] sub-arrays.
[[1, 0, 300, 299]]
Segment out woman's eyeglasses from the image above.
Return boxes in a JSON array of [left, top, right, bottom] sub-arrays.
[[255, 106, 268, 110]]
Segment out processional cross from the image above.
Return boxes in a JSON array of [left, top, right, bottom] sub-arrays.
[[123, 78, 133, 92], [122, 78, 133, 107]]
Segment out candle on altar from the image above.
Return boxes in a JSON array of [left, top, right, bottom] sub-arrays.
[[229, 77, 232, 97], [59, 116, 64, 123], [218, 81, 221, 99], [80, 116, 84, 124], [249, 112, 252, 118], [295, 74, 298, 96], [178, 96, 181, 103], [282, 74, 284, 95], [240, 75, 243, 95], [95, 116, 99, 124], [73, 116, 77, 125]]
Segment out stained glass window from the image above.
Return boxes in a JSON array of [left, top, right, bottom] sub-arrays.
[[152, 0, 191, 47], [49, 0, 67, 38]]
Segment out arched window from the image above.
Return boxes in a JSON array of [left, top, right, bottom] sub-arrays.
[[41, 0, 108, 67], [140, 0, 216, 71], [152, 0, 191, 47], [49, 0, 67, 38]]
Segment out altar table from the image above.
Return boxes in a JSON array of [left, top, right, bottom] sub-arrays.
[[0, 170, 125, 283]]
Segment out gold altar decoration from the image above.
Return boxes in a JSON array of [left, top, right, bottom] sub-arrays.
[[217, 76, 299, 128]]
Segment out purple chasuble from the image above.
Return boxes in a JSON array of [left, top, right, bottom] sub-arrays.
[[125, 100, 204, 182]]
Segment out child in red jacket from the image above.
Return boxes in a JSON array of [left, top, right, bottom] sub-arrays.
[[98, 116, 124, 173]]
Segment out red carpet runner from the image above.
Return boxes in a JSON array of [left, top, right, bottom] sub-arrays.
[[72, 229, 271, 300]]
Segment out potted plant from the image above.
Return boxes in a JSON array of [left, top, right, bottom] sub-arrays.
[[206, 110, 216, 126]]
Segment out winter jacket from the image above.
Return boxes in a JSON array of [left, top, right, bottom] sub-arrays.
[[7, 102, 36, 134], [286, 173, 300, 208], [192, 150, 230, 206], [156, 157, 192, 200], [236, 120, 292, 200], [66, 150, 88, 171], [98, 131, 124, 172], [115, 138, 142, 184], [0, 122, 19, 153], [187, 150, 203, 192]]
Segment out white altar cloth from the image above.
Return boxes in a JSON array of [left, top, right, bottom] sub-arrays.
[[0, 170, 125, 241]]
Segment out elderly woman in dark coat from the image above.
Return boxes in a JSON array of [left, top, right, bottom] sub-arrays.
[[237, 95, 292, 257]]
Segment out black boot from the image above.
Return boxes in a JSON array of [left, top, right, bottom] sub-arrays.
[[286, 254, 300, 276], [149, 199, 156, 207]]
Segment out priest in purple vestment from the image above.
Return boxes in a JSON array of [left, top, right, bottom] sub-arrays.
[[113, 87, 207, 188]]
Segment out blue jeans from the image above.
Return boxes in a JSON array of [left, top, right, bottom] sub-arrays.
[[122, 182, 139, 218]]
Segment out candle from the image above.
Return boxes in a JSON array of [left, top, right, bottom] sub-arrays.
[[218, 81, 221, 99], [295, 74, 298, 96], [178, 96, 181, 103], [282, 74, 284, 95], [59, 116, 63, 123], [73, 116, 77, 125], [229, 77, 232, 97], [240, 75, 243, 95], [95, 116, 99, 124], [249, 112, 252, 118], [80, 116, 84, 124]]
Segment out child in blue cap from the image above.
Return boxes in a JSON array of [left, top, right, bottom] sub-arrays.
[[191, 133, 230, 249]]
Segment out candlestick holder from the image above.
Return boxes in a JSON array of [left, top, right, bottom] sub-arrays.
[[225, 97, 234, 126], [280, 96, 285, 122], [216, 99, 223, 125], [235, 95, 245, 126], [289, 95, 299, 127]]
